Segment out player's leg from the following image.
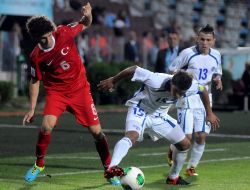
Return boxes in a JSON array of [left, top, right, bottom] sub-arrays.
[[166, 137, 190, 185], [105, 106, 147, 185], [25, 93, 64, 183], [88, 124, 111, 171], [186, 108, 210, 176], [25, 115, 57, 182], [70, 88, 112, 172], [167, 109, 194, 166], [108, 106, 146, 168], [149, 113, 190, 185]]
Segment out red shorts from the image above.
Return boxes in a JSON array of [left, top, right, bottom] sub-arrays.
[[44, 87, 100, 127]]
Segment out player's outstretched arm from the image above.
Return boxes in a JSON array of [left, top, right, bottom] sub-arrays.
[[97, 66, 137, 92], [79, 2, 92, 27], [23, 79, 40, 126], [199, 88, 220, 131]]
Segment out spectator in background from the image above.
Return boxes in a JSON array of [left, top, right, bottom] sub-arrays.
[[113, 9, 130, 63], [155, 29, 182, 73], [124, 30, 140, 63], [77, 32, 89, 66], [141, 31, 154, 68], [92, 5, 105, 25], [215, 24, 227, 48], [103, 9, 116, 28], [12, 22, 23, 58], [242, 61, 250, 95], [89, 29, 109, 63]]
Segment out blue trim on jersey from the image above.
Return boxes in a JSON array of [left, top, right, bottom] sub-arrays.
[[156, 114, 176, 128], [202, 109, 206, 132], [183, 109, 187, 133], [133, 84, 145, 97], [167, 119, 176, 128], [141, 113, 147, 129], [208, 53, 219, 66], [187, 52, 200, 64], [137, 99, 142, 107]]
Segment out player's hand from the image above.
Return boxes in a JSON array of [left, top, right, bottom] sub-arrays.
[[97, 77, 115, 92], [81, 2, 92, 17], [213, 78, 223, 90], [206, 112, 220, 131], [23, 110, 35, 126]]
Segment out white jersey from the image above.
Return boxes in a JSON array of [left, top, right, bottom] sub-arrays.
[[125, 66, 202, 113], [169, 46, 222, 108]]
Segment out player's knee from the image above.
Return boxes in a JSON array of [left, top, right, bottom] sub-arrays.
[[125, 131, 139, 145], [93, 131, 105, 141], [42, 115, 57, 132], [175, 137, 191, 151], [186, 134, 193, 141], [195, 132, 207, 144], [41, 122, 54, 133]]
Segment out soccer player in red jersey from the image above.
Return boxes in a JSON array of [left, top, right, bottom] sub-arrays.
[[23, 2, 111, 183]]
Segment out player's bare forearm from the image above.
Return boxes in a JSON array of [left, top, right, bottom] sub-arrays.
[[98, 66, 137, 92], [79, 2, 92, 27], [80, 14, 92, 27], [29, 79, 40, 111], [200, 89, 220, 130], [200, 89, 212, 115], [113, 66, 137, 84], [23, 79, 40, 125]]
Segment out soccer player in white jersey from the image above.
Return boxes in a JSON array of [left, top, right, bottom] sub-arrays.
[[168, 24, 222, 176], [98, 65, 220, 185]]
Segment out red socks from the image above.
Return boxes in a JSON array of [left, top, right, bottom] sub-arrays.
[[95, 135, 111, 170], [35, 130, 51, 167]]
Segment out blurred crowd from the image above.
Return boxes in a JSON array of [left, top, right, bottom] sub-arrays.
[[4, 0, 250, 109]]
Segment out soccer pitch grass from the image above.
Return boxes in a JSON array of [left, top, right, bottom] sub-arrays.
[[0, 111, 250, 190]]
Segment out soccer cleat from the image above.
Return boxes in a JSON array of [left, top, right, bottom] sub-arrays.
[[185, 167, 199, 176], [104, 166, 125, 179], [167, 147, 173, 167], [24, 163, 44, 183], [104, 166, 124, 186], [107, 176, 121, 185], [166, 176, 190, 185]]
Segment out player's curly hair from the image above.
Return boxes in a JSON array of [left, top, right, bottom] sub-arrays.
[[172, 70, 193, 91], [26, 16, 56, 39]]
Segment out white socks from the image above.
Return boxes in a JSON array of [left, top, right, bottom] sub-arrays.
[[187, 142, 205, 169], [168, 144, 188, 179], [109, 137, 132, 168]]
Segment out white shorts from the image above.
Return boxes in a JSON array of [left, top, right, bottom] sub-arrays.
[[125, 106, 185, 144], [177, 108, 211, 134]]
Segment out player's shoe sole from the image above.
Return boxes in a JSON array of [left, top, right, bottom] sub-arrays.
[[25, 163, 44, 183]]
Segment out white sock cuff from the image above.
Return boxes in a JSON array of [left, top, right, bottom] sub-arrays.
[[194, 142, 205, 150], [121, 137, 133, 147]]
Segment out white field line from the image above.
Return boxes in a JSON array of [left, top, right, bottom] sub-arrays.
[[138, 148, 226, 156], [0, 124, 39, 129], [1, 124, 250, 139], [38, 156, 250, 177]]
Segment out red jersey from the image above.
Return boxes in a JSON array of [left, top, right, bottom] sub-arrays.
[[30, 23, 87, 93]]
